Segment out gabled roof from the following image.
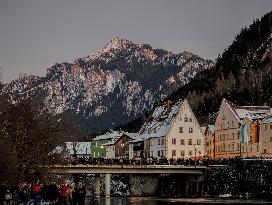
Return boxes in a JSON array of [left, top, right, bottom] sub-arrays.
[[138, 100, 183, 139], [208, 125, 215, 133], [93, 130, 127, 141], [262, 115, 272, 124], [222, 98, 271, 121], [65, 142, 92, 155], [99, 132, 138, 146]]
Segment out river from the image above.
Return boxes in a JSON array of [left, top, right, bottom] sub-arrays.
[[88, 197, 272, 205]]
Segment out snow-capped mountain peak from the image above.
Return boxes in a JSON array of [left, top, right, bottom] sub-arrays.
[[2, 37, 214, 134]]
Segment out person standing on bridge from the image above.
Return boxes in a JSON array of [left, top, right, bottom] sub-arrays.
[[59, 182, 68, 205]]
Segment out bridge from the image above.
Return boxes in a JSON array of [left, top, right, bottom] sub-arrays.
[[49, 164, 207, 198]]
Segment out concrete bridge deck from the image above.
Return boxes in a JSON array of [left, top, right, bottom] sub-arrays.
[[49, 164, 207, 175]]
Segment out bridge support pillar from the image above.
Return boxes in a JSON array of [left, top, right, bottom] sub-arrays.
[[105, 173, 111, 198], [95, 174, 100, 198]]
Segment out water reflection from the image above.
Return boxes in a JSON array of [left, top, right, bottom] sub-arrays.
[[89, 197, 272, 205]]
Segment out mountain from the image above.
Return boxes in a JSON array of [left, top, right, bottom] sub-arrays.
[[167, 11, 272, 125], [1, 37, 213, 134]]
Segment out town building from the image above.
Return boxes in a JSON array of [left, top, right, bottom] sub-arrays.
[[91, 131, 124, 157], [259, 115, 272, 156], [65, 142, 92, 158], [137, 99, 205, 159], [105, 133, 137, 158], [203, 125, 215, 158], [214, 98, 271, 158]]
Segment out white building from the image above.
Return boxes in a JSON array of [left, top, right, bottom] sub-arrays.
[[65, 142, 92, 157], [137, 99, 205, 159]]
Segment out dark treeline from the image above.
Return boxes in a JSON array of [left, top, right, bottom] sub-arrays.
[[0, 91, 82, 183]]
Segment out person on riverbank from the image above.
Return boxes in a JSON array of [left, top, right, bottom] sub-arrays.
[[5, 190, 12, 205]]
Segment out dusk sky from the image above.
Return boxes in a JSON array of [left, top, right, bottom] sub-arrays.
[[1, 0, 272, 83]]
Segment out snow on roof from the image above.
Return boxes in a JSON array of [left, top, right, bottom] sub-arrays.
[[93, 130, 125, 141], [138, 100, 182, 139], [65, 142, 92, 155], [94, 131, 138, 145], [262, 115, 272, 124], [208, 125, 215, 133], [200, 126, 206, 134], [235, 107, 270, 120], [224, 99, 271, 121]]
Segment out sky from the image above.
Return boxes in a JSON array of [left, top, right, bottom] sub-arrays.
[[0, 0, 272, 83]]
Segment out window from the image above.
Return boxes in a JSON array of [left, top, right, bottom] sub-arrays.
[[189, 118, 192, 122], [184, 117, 188, 122], [180, 139, 185, 145], [161, 150, 164, 156], [179, 127, 183, 133], [158, 139, 160, 145], [197, 139, 201, 145], [161, 139, 164, 145], [172, 150, 176, 157], [180, 150, 185, 157], [188, 139, 192, 145], [249, 136, 252, 144], [264, 148, 267, 153], [232, 144, 234, 151], [237, 133, 240, 140], [198, 151, 201, 155], [188, 150, 193, 156], [270, 125, 272, 130], [265, 125, 268, 131], [270, 137, 272, 142], [158, 150, 160, 156], [189, 127, 193, 133], [172, 138, 176, 145], [151, 141, 154, 146]]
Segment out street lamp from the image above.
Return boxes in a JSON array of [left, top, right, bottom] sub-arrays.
[[194, 144, 197, 168], [121, 143, 125, 167]]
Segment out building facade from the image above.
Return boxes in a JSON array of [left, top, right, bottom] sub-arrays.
[[204, 125, 215, 158], [91, 131, 124, 157], [214, 98, 271, 158], [259, 115, 272, 156], [137, 99, 205, 159]]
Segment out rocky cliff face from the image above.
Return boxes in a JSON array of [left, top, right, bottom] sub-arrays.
[[2, 37, 214, 134]]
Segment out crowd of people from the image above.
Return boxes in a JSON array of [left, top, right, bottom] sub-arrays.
[[0, 181, 87, 205], [71, 155, 272, 167]]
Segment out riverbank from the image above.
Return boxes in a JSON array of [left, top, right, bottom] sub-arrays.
[[96, 197, 272, 204]]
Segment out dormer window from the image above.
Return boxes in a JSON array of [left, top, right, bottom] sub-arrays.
[[184, 117, 188, 122]]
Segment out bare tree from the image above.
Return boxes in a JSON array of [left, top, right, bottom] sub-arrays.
[[0, 98, 72, 182]]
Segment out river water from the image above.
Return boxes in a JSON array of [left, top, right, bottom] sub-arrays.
[[90, 197, 272, 205]]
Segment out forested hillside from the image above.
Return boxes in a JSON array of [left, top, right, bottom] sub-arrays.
[[169, 11, 272, 124]]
